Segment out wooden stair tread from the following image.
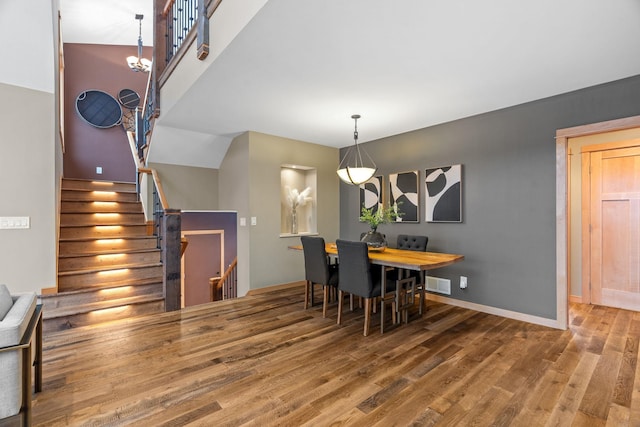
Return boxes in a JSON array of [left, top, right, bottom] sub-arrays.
[[57, 262, 162, 276], [60, 210, 143, 214], [61, 200, 142, 206], [42, 278, 164, 296], [43, 294, 164, 319], [62, 178, 135, 184], [60, 222, 146, 227], [59, 248, 160, 258], [61, 187, 137, 195], [59, 235, 156, 242]]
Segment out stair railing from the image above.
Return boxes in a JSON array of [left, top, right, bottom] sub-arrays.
[[126, 131, 181, 312], [164, 0, 198, 65], [157, 0, 223, 87], [134, 65, 156, 165], [210, 257, 237, 301]]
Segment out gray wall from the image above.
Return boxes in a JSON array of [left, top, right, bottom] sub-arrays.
[[218, 133, 251, 295], [219, 131, 340, 295], [340, 75, 640, 320], [148, 162, 219, 210], [0, 0, 59, 294], [0, 83, 58, 294]]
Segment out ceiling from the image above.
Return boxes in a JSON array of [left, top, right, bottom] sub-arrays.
[[60, 0, 153, 46], [60, 0, 640, 168]]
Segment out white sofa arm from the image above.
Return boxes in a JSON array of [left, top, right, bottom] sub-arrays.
[[0, 292, 38, 421], [0, 293, 37, 347]]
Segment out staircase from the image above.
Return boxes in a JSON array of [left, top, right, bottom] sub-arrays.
[[41, 178, 165, 333]]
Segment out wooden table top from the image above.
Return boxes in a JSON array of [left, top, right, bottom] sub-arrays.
[[289, 243, 464, 271]]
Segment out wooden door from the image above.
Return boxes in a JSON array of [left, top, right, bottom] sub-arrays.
[[588, 146, 640, 310], [182, 232, 223, 307]]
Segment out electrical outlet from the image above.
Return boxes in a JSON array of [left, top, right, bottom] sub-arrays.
[[96, 166, 103, 174], [460, 276, 468, 289]]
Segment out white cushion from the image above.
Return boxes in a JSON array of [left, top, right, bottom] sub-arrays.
[[0, 284, 12, 320]]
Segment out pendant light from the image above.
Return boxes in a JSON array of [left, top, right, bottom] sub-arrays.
[[126, 14, 152, 73], [337, 115, 377, 185]]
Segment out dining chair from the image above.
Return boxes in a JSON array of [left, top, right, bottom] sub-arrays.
[[335, 239, 397, 336], [301, 236, 339, 317], [396, 234, 428, 316]]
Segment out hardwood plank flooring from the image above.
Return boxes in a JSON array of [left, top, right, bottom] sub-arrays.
[[31, 283, 640, 426]]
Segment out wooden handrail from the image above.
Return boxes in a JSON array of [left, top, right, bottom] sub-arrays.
[[211, 257, 237, 300], [218, 257, 237, 287], [126, 131, 144, 170], [162, 0, 175, 17], [126, 131, 170, 211], [150, 169, 169, 210], [180, 237, 188, 256]]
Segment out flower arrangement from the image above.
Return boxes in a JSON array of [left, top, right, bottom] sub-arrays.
[[286, 187, 312, 234], [359, 204, 401, 231], [286, 187, 312, 211]]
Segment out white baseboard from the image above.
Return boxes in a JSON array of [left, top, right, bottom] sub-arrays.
[[425, 293, 564, 330]]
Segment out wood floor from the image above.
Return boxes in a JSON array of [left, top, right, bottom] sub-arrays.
[[32, 283, 640, 426]]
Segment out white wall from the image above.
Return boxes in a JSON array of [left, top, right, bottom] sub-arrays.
[[0, 0, 56, 93]]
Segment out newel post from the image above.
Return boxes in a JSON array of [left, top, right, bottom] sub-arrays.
[[162, 209, 182, 311]]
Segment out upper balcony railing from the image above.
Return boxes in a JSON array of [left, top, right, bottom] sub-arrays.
[[164, 0, 198, 65], [157, 0, 221, 83]]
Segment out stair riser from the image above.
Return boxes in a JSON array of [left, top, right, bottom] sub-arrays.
[[59, 251, 162, 271], [41, 283, 163, 310], [62, 180, 136, 192], [62, 190, 138, 203], [59, 238, 158, 254], [43, 300, 164, 333], [60, 213, 145, 226], [61, 201, 142, 213], [58, 265, 164, 291]]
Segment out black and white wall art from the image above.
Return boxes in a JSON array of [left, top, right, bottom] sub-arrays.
[[425, 164, 462, 222], [359, 175, 383, 219], [389, 171, 419, 222]]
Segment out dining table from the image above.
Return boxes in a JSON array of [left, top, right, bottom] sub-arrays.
[[289, 242, 464, 324]]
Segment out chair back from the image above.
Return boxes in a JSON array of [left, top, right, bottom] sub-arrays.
[[397, 234, 428, 252], [301, 236, 331, 285], [336, 239, 376, 298]]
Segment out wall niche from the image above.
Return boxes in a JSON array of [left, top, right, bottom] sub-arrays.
[[280, 165, 317, 237]]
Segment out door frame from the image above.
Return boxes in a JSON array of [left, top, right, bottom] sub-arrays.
[[556, 115, 640, 329], [180, 229, 225, 308]]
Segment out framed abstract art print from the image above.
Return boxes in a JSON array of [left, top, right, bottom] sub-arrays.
[[359, 175, 383, 219], [425, 164, 462, 222], [389, 171, 419, 222]]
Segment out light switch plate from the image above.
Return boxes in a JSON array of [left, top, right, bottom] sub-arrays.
[[0, 216, 30, 229]]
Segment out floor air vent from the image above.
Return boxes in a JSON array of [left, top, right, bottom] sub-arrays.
[[425, 276, 451, 295]]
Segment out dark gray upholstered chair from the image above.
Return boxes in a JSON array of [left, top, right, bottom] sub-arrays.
[[396, 234, 428, 316], [335, 239, 397, 335], [301, 236, 339, 318], [397, 235, 428, 251]]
